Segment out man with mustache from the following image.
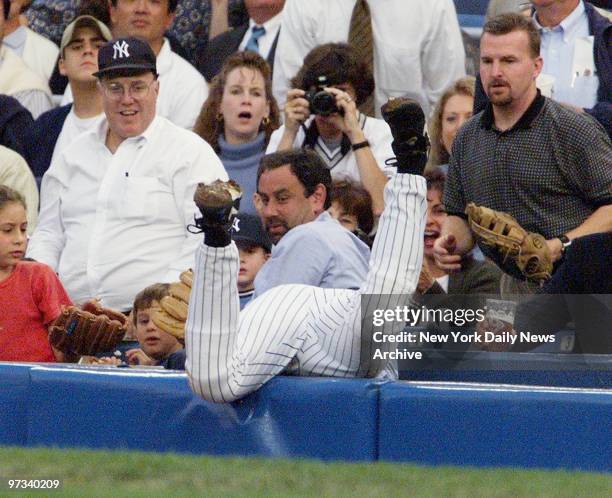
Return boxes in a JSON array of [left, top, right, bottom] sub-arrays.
[[252, 148, 370, 296], [433, 13, 611, 295]]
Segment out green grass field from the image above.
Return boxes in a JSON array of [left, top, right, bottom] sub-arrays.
[[0, 447, 609, 497]]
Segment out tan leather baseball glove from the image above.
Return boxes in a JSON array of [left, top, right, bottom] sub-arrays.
[[466, 203, 553, 283]]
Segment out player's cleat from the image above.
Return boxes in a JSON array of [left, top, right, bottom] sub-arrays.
[[191, 179, 243, 233], [381, 97, 429, 176]]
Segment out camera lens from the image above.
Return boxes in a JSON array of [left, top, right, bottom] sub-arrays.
[[310, 91, 340, 116]]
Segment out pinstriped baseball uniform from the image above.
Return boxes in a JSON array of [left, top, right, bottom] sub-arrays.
[[186, 174, 427, 403]]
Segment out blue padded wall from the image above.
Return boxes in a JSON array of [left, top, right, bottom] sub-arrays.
[[0, 363, 32, 446], [379, 381, 612, 472], [26, 367, 379, 461]]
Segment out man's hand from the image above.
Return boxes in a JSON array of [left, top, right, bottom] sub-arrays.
[[545, 238, 564, 263], [433, 234, 462, 272]]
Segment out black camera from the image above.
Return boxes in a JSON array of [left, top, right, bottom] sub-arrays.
[[305, 76, 343, 116]]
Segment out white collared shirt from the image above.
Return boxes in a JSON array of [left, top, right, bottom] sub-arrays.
[[534, 1, 598, 108], [272, 0, 465, 117], [155, 38, 209, 129], [28, 115, 228, 310], [61, 39, 208, 129], [238, 12, 284, 59]]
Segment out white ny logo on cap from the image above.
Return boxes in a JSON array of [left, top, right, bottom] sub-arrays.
[[232, 218, 240, 232], [113, 40, 130, 59]]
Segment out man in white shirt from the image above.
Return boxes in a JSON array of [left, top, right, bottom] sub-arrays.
[[108, 0, 208, 129], [0, 1, 52, 118], [197, 0, 285, 82], [272, 0, 466, 117], [62, 0, 208, 129], [28, 15, 112, 180], [27, 37, 228, 311], [2, 0, 59, 81]]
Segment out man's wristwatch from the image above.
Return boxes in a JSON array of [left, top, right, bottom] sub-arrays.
[[558, 234, 572, 253]]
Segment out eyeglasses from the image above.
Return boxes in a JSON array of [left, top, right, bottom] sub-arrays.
[[100, 80, 156, 101]]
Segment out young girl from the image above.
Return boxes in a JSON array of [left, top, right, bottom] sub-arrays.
[[0, 185, 72, 362]]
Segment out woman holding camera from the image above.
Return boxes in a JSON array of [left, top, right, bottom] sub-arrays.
[[194, 51, 280, 215], [268, 43, 393, 216]]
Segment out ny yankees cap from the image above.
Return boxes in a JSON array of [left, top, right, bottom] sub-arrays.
[[60, 15, 112, 53], [231, 213, 272, 252], [94, 37, 157, 78]]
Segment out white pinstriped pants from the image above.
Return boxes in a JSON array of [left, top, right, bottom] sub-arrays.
[[186, 174, 427, 403]]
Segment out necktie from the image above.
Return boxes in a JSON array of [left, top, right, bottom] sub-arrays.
[[245, 25, 266, 54], [348, 0, 375, 116]]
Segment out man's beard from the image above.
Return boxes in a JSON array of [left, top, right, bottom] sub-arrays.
[[487, 80, 513, 107], [265, 217, 290, 244]]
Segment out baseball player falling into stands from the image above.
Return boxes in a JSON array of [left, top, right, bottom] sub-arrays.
[[164, 98, 428, 403]]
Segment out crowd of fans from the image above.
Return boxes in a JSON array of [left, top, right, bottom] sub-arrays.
[[0, 0, 610, 370]]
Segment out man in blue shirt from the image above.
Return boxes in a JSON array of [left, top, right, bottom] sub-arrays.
[[253, 149, 370, 296]]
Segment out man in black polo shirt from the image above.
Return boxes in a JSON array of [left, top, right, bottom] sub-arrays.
[[434, 13, 611, 294]]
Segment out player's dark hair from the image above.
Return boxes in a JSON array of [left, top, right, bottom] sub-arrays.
[[330, 180, 374, 235], [109, 0, 178, 14], [290, 42, 374, 106], [132, 283, 170, 326], [257, 149, 332, 210], [0, 185, 26, 212], [482, 13, 540, 57]]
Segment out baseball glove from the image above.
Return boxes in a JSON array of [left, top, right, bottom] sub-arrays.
[[465, 203, 553, 283], [151, 269, 193, 341], [49, 301, 128, 359]]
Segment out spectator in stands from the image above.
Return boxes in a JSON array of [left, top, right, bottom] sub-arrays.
[[193, 51, 280, 215], [434, 14, 612, 295], [110, 0, 208, 129], [426, 77, 476, 173], [128, 283, 185, 368], [27, 38, 227, 311], [0, 94, 33, 158], [272, 0, 466, 117], [421, 166, 501, 296], [268, 43, 392, 215], [28, 15, 112, 181], [94, 283, 186, 368], [253, 148, 369, 296], [476, 0, 612, 136], [0, 2, 52, 118], [60, 0, 208, 129], [197, 0, 284, 82], [1, 0, 58, 81], [0, 145, 38, 234], [328, 180, 374, 247], [231, 212, 271, 309], [0, 185, 72, 362]]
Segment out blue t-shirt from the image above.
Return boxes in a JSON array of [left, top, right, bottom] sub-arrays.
[[253, 212, 370, 297]]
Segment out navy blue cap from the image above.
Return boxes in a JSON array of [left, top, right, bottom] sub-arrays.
[[94, 37, 157, 78], [231, 213, 272, 252]]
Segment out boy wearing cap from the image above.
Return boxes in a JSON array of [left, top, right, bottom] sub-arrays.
[[28, 37, 228, 312], [28, 15, 112, 180], [232, 213, 272, 309]]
